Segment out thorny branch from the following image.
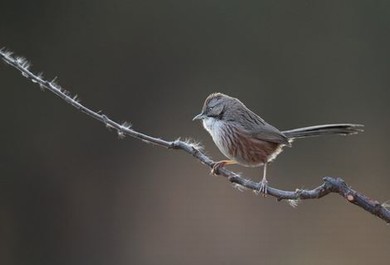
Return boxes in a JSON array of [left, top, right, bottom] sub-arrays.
[[1, 48, 389, 224]]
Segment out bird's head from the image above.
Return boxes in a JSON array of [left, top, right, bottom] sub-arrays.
[[193, 92, 233, 121]]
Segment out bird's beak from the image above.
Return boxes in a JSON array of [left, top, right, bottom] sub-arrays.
[[193, 113, 206, 121]]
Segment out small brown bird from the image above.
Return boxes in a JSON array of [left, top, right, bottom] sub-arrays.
[[193, 92, 363, 194]]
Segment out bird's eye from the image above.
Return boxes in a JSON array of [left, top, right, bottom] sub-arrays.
[[208, 106, 214, 111]]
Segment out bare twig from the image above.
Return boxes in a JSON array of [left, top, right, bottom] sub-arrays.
[[1, 48, 389, 224]]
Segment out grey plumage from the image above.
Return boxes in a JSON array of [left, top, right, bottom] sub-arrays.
[[282, 124, 364, 139]]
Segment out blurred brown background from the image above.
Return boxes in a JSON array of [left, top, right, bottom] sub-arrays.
[[1, 1, 389, 264]]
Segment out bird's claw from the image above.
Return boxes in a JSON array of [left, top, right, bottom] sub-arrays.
[[255, 179, 268, 196], [210, 162, 224, 175]]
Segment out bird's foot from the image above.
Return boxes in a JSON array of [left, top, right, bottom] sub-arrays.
[[256, 179, 268, 196], [211, 160, 236, 175]]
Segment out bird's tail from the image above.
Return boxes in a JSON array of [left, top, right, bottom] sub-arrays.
[[282, 124, 364, 140]]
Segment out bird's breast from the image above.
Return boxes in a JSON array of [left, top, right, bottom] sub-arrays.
[[202, 118, 284, 167], [202, 118, 231, 158]]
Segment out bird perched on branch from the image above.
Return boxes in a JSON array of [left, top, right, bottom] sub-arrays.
[[193, 92, 363, 194]]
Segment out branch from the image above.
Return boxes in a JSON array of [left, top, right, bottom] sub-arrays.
[[1, 48, 389, 224]]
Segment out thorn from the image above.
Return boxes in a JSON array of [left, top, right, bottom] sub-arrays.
[[37, 72, 43, 79], [121, 121, 132, 130], [232, 183, 247, 192], [39, 83, 45, 91], [15, 56, 30, 69], [382, 201, 390, 210], [287, 199, 300, 208], [117, 130, 125, 139]]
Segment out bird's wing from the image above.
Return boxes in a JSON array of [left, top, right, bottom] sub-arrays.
[[240, 110, 290, 145]]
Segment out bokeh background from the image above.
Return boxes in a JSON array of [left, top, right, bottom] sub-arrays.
[[1, 1, 389, 264]]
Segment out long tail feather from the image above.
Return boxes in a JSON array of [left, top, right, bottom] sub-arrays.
[[282, 124, 364, 139]]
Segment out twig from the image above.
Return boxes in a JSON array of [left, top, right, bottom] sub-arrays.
[[1, 48, 389, 224]]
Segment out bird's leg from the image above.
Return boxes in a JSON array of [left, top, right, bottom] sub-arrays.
[[257, 163, 268, 195], [211, 160, 237, 175]]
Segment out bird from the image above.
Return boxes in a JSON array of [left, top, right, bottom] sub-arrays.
[[193, 92, 363, 194]]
